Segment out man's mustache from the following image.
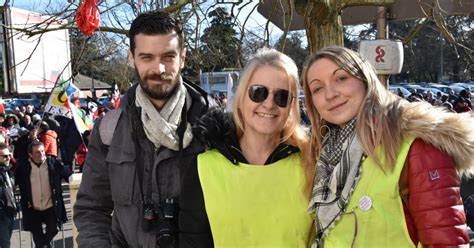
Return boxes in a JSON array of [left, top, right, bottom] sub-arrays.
[[143, 73, 173, 82]]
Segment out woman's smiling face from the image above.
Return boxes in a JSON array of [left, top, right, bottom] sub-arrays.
[[242, 65, 291, 138], [306, 58, 366, 127]]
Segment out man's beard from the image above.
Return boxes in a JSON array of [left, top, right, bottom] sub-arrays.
[[136, 68, 180, 100]]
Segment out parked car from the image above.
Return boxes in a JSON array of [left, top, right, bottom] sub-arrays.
[[424, 83, 451, 94], [423, 87, 447, 97], [448, 85, 466, 95], [3, 98, 42, 113], [402, 84, 428, 95]]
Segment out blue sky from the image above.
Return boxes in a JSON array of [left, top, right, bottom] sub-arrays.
[[4, 0, 286, 43]]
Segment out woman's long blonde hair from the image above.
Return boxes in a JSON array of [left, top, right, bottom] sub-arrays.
[[302, 46, 407, 175], [233, 47, 314, 197]]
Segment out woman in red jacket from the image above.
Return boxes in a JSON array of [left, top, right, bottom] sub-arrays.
[[302, 46, 473, 247], [38, 121, 58, 158]]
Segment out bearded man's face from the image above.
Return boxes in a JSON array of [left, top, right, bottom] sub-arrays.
[[129, 32, 186, 100]]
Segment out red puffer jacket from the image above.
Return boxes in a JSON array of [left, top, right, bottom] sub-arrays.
[[400, 138, 469, 247], [40, 130, 58, 157]]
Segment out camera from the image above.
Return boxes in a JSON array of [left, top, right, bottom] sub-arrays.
[[156, 220, 176, 247], [142, 198, 179, 247], [156, 198, 178, 248]]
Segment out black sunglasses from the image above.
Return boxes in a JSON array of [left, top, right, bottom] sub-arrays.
[[248, 84, 293, 108]]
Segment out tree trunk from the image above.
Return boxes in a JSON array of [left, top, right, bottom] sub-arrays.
[[296, 0, 395, 53], [304, 11, 343, 54]]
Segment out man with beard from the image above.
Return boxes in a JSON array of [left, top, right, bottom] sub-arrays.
[[74, 11, 214, 248]]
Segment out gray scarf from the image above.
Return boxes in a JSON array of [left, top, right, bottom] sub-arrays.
[[135, 80, 193, 151], [308, 119, 364, 244]]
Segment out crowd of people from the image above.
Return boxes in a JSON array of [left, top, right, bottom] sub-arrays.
[[0, 104, 92, 247], [396, 86, 472, 113], [1, 9, 473, 248]]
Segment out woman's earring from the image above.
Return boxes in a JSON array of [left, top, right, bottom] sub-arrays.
[[319, 118, 330, 141]]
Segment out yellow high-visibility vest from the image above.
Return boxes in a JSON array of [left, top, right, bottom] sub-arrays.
[[198, 150, 312, 248], [324, 137, 416, 248]]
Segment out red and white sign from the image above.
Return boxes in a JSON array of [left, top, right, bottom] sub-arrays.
[[359, 40, 403, 75]]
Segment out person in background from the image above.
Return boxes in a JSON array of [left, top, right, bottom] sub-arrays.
[[25, 104, 36, 117], [441, 101, 455, 113], [75, 130, 91, 173], [302, 46, 473, 247], [13, 127, 38, 164], [21, 114, 33, 130], [180, 48, 314, 247], [19, 106, 26, 115], [407, 88, 422, 102], [447, 89, 457, 103], [396, 88, 404, 98], [31, 114, 41, 125], [0, 142, 16, 248], [15, 140, 71, 248], [3, 114, 20, 137], [38, 121, 58, 158], [453, 89, 472, 113], [11, 107, 21, 118]]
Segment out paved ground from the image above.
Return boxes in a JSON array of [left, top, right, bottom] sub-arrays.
[[10, 185, 74, 248]]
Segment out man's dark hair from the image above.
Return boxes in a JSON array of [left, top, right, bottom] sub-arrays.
[[0, 142, 8, 150], [129, 11, 184, 54], [39, 121, 49, 132], [28, 140, 44, 154]]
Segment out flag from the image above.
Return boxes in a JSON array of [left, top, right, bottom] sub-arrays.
[[44, 79, 80, 118], [110, 82, 121, 109], [44, 79, 92, 134], [86, 96, 102, 120], [69, 101, 94, 134]]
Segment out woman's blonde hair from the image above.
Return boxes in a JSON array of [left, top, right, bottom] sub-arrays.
[[302, 46, 406, 173], [233, 47, 314, 197]]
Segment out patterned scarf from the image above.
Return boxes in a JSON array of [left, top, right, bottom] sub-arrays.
[[308, 119, 364, 244], [135, 79, 193, 151]]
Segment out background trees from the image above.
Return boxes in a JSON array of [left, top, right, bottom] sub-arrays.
[[274, 32, 308, 71], [199, 7, 240, 72], [7, 0, 473, 92]]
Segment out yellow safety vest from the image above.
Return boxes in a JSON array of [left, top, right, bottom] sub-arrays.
[[324, 137, 416, 247], [198, 150, 312, 248]]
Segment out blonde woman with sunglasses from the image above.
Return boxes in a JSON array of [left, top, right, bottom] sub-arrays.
[[302, 46, 474, 247], [179, 48, 314, 247]]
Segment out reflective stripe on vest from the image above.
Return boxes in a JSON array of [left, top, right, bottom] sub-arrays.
[[198, 150, 312, 248], [324, 137, 416, 247]]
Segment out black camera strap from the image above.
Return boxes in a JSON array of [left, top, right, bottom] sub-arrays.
[[130, 105, 150, 206]]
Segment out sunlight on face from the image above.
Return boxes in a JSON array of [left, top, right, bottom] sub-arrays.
[[307, 58, 366, 127], [242, 65, 291, 138]]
